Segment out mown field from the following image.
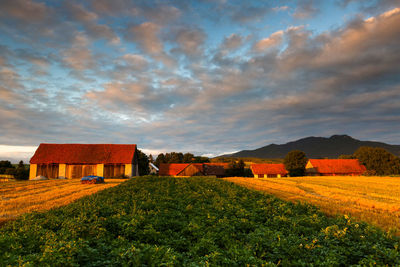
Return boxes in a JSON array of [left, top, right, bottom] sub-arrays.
[[1, 176, 399, 266], [0, 179, 126, 225], [225, 176, 400, 235]]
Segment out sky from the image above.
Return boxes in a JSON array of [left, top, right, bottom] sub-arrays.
[[1, 0, 400, 162]]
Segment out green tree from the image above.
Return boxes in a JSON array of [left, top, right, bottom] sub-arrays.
[[155, 153, 166, 167], [226, 159, 246, 176], [338, 154, 355, 159], [354, 146, 400, 175], [5, 168, 15, 176], [183, 153, 194, 163], [192, 156, 210, 163], [0, 160, 13, 174], [137, 150, 150, 176], [168, 152, 183, 163], [156, 152, 209, 166], [14, 160, 29, 180], [284, 150, 308, 177]]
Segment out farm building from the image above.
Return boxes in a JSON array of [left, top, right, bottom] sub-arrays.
[[29, 144, 139, 179], [149, 162, 159, 175], [251, 164, 288, 178], [159, 163, 227, 177], [305, 159, 366, 176]]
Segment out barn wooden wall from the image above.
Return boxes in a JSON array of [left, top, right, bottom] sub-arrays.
[[178, 165, 203, 176], [35, 163, 128, 179], [37, 164, 59, 179], [66, 165, 96, 179], [104, 164, 125, 178]]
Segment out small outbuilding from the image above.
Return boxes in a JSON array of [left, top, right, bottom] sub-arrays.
[[251, 164, 288, 178], [305, 159, 366, 176], [29, 144, 139, 179], [149, 162, 159, 175]]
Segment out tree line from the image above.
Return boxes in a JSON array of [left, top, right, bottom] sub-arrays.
[[154, 152, 210, 166]]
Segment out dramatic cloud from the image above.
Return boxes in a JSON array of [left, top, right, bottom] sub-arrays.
[[64, 2, 120, 44], [62, 32, 94, 71], [0, 0, 49, 22], [128, 22, 163, 54], [253, 31, 284, 51], [1, 0, 400, 160], [220, 34, 244, 52], [230, 5, 271, 23], [338, 0, 400, 14], [171, 27, 206, 57], [141, 5, 181, 24], [293, 0, 320, 19]]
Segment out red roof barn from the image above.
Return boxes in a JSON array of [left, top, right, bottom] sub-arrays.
[[159, 163, 227, 177], [250, 164, 288, 178], [306, 159, 366, 176], [29, 144, 139, 179]]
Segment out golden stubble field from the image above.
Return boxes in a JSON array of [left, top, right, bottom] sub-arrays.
[[225, 176, 400, 234], [0, 179, 126, 225]]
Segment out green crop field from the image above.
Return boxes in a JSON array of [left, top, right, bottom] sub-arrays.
[[1, 176, 399, 266]]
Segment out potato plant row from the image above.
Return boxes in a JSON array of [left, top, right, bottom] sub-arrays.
[[1, 176, 399, 266]]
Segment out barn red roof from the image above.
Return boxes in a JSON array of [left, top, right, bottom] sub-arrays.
[[307, 159, 366, 174], [251, 164, 288, 175], [159, 163, 190, 176], [30, 144, 137, 164]]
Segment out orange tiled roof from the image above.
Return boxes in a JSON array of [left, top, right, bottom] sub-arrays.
[[30, 144, 137, 164], [251, 164, 288, 175], [158, 163, 190, 176], [308, 159, 366, 174]]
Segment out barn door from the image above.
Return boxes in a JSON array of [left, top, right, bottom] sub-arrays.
[[51, 164, 59, 178], [69, 165, 83, 179], [37, 164, 59, 179], [83, 165, 95, 177], [104, 164, 125, 178]]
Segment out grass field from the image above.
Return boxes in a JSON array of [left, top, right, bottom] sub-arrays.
[[1, 176, 399, 265], [0, 179, 126, 225], [225, 176, 400, 234]]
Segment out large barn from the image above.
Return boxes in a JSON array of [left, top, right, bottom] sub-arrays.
[[306, 159, 366, 176], [159, 163, 228, 177], [29, 144, 139, 179], [250, 164, 288, 178]]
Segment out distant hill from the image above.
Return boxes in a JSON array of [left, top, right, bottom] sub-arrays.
[[223, 135, 400, 159]]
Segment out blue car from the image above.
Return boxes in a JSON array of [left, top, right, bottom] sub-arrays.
[[81, 175, 105, 184]]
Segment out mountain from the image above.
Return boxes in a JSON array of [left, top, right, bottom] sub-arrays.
[[224, 135, 400, 159]]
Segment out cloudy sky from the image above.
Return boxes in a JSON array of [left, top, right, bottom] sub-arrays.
[[1, 0, 400, 162]]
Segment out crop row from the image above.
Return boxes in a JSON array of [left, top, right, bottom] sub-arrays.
[[1, 176, 399, 266]]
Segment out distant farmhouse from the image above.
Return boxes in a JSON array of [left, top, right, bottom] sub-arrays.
[[305, 159, 366, 176], [29, 144, 139, 179], [251, 159, 366, 178], [250, 164, 288, 178], [159, 163, 229, 177]]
